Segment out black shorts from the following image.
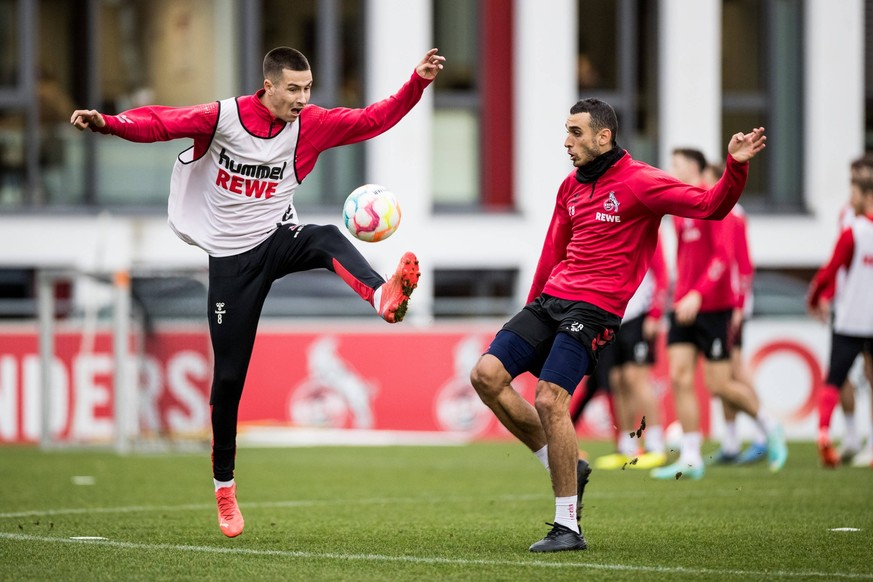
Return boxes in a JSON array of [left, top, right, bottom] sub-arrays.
[[667, 309, 732, 361], [487, 294, 621, 385], [826, 332, 873, 387], [611, 314, 656, 366]]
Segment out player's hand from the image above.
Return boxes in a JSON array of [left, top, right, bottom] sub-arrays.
[[416, 48, 446, 80], [674, 291, 702, 325], [728, 127, 766, 163], [808, 298, 831, 324], [70, 109, 106, 131]]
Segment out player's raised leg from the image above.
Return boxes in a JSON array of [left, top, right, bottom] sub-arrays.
[[274, 224, 421, 324]]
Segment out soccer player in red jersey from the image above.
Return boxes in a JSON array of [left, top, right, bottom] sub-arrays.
[[702, 162, 770, 465], [589, 233, 669, 471], [71, 47, 445, 537], [470, 98, 766, 552], [652, 148, 787, 481]]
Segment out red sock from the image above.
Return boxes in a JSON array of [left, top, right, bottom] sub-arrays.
[[817, 384, 840, 431]]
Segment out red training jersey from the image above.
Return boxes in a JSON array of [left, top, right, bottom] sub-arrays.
[[726, 204, 754, 313], [528, 153, 749, 317]]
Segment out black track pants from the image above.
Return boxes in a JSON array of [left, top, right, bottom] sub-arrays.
[[207, 224, 385, 481]]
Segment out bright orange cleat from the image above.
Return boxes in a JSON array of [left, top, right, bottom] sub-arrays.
[[377, 252, 420, 323], [215, 483, 244, 537], [818, 435, 839, 469]]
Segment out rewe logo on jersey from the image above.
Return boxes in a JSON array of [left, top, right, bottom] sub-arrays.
[[215, 148, 287, 200]]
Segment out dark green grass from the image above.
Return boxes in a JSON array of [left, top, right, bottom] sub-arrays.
[[1, 441, 871, 581]]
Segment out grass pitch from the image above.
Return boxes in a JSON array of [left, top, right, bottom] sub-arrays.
[[1, 441, 871, 581]]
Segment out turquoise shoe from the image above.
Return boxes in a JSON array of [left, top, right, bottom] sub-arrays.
[[767, 424, 788, 472], [650, 460, 704, 480]]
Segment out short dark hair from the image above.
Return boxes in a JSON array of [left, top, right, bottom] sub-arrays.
[[672, 148, 707, 173], [850, 153, 873, 193], [263, 47, 310, 81], [570, 98, 618, 146]]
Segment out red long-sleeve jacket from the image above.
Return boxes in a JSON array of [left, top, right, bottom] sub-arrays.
[[528, 153, 749, 318]]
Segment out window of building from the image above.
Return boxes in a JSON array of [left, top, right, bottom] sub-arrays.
[[865, 0, 873, 151], [433, 0, 513, 212], [1, 0, 366, 210], [722, 0, 804, 212], [262, 0, 366, 209], [0, 0, 18, 88], [433, 268, 518, 317], [576, 0, 659, 164]]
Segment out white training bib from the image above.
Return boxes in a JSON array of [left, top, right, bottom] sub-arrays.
[[834, 216, 873, 336], [168, 97, 301, 257]]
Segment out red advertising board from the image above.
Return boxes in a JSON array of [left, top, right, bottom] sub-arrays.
[[0, 320, 834, 445]]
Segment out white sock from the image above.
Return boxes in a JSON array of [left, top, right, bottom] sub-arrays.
[[618, 432, 637, 457], [534, 445, 550, 471], [372, 285, 383, 310], [645, 425, 665, 454], [214, 478, 234, 491], [844, 413, 859, 449], [755, 410, 775, 437], [753, 424, 767, 447], [679, 431, 703, 467], [554, 496, 579, 532], [722, 420, 740, 455]]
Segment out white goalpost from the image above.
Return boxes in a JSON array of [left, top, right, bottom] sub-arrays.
[[35, 267, 211, 453]]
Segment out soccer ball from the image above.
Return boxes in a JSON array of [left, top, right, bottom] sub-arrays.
[[342, 184, 402, 242]]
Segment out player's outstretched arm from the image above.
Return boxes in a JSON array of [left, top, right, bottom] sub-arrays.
[[70, 109, 106, 131], [415, 48, 446, 80], [727, 127, 766, 163]]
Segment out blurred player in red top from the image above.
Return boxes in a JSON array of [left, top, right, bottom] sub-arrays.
[[702, 162, 770, 465], [470, 97, 766, 552], [651, 148, 787, 481], [808, 155, 873, 468], [589, 233, 669, 471]]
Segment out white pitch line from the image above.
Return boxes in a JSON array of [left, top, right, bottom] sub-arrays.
[[1, 532, 871, 579], [0, 494, 546, 520], [0, 486, 794, 520]]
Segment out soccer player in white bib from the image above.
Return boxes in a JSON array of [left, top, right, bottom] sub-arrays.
[[70, 47, 445, 537], [808, 155, 873, 468]]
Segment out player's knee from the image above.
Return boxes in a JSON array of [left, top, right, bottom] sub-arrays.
[[470, 355, 504, 399], [320, 223, 343, 237], [534, 381, 568, 416], [210, 370, 246, 405]]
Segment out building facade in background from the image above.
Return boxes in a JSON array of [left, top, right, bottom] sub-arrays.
[[0, 0, 866, 319]]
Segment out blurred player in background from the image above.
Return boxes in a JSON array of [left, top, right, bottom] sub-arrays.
[[651, 148, 787, 481], [702, 162, 770, 465], [590, 233, 669, 470], [470, 97, 766, 552], [71, 47, 445, 537], [808, 154, 873, 468], [813, 155, 873, 466]]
